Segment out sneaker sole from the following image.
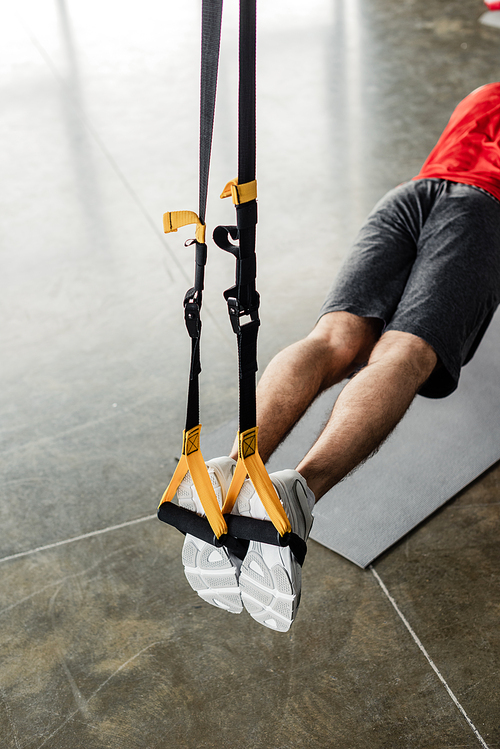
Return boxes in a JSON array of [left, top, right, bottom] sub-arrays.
[[182, 534, 243, 614], [178, 458, 242, 615], [239, 541, 301, 632]]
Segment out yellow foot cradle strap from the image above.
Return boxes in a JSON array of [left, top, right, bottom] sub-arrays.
[[158, 425, 227, 539], [222, 427, 292, 537]]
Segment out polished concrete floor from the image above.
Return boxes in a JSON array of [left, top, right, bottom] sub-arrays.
[[1, 0, 500, 747]]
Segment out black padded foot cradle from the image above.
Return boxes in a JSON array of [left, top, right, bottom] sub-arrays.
[[158, 502, 249, 561], [157, 503, 307, 567]]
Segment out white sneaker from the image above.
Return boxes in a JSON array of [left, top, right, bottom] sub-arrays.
[[177, 456, 243, 614], [236, 470, 314, 632]]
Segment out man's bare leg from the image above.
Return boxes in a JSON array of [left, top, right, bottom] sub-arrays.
[[229, 312, 382, 462], [296, 330, 437, 500]]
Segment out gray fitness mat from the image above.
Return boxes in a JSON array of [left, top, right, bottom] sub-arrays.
[[203, 310, 500, 568]]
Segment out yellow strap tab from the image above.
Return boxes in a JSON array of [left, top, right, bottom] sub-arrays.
[[223, 427, 292, 536], [158, 425, 227, 539], [220, 179, 237, 200], [163, 210, 206, 244], [220, 179, 257, 205]]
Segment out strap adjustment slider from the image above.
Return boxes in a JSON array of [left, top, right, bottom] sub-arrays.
[[184, 290, 201, 338], [225, 294, 260, 332], [227, 297, 242, 334]]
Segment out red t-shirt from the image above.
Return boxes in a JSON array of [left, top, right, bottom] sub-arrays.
[[413, 82, 500, 202]]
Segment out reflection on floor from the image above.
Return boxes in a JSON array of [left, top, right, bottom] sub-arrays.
[[1, 0, 499, 746]]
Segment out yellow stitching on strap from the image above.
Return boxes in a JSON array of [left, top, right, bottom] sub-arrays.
[[163, 210, 206, 244], [220, 179, 257, 205], [158, 425, 227, 539], [222, 427, 292, 536]]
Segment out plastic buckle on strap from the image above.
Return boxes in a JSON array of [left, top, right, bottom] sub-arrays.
[[184, 300, 201, 338], [183, 287, 201, 338], [226, 296, 260, 335], [227, 297, 242, 334]]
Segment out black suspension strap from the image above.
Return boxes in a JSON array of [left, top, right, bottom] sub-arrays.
[[214, 0, 292, 539], [159, 0, 227, 541]]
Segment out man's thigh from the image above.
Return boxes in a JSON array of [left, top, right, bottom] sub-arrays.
[[387, 182, 500, 397]]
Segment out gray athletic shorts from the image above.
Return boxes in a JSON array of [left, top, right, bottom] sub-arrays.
[[319, 178, 500, 398]]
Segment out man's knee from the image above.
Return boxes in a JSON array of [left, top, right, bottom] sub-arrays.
[[368, 330, 438, 387], [309, 311, 382, 366]]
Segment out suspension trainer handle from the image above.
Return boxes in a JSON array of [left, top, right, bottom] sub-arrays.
[[213, 0, 292, 537], [158, 0, 227, 539]]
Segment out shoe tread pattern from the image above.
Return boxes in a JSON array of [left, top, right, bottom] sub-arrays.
[[239, 543, 299, 631], [182, 535, 243, 614]]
